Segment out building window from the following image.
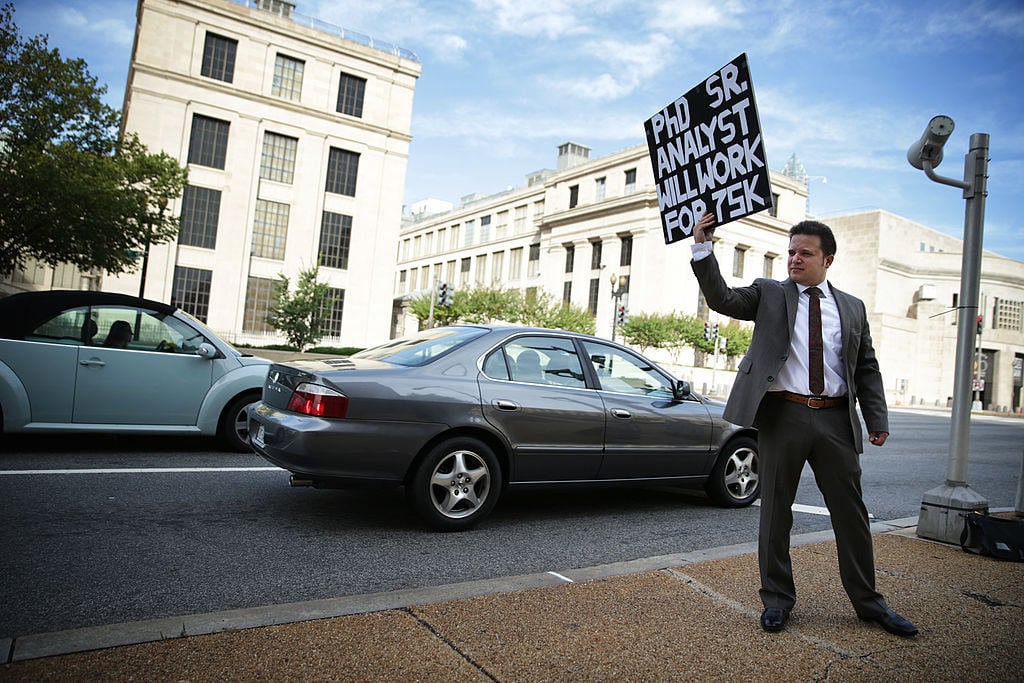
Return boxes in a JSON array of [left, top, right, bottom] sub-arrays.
[[187, 114, 229, 169], [595, 177, 606, 202], [733, 246, 747, 278], [463, 219, 475, 247], [590, 240, 602, 270], [172, 266, 212, 323], [562, 281, 572, 304], [201, 32, 237, 83], [475, 254, 488, 283], [995, 298, 1023, 331], [534, 199, 545, 217], [272, 53, 304, 100], [320, 287, 345, 337], [446, 259, 456, 283], [763, 253, 776, 278], [619, 235, 633, 267], [260, 132, 298, 184], [624, 168, 637, 193], [318, 211, 352, 270], [480, 215, 491, 242], [769, 192, 780, 217], [178, 185, 220, 249], [588, 278, 599, 316], [243, 276, 276, 333], [509, 247, 523, 279], [514, 205, 527, 232], [252, 199, 289, 260], [325, 147, 359, 196], [336, 72, 366, 118], [569, 184, 579, 209], [491, 251, 504, 283], [564, 244, 575, 273], [460, 257, 471, 286], [495, 211, 508, 239], [528, 243, 540, 278], [398, 270, 406, 293]]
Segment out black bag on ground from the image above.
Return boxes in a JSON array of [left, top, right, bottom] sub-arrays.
[[960, 512, 1024, 561]]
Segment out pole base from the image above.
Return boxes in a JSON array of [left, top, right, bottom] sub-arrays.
[[917, 484, 989, 544]]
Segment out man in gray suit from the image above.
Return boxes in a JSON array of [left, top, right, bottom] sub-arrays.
[[690, 212, 917, 637]]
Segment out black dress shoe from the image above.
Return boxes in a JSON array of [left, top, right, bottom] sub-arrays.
[[860, 608, 918, 637], [760, 607, 789, 632]]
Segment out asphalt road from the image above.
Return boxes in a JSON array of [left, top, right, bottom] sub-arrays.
[[1, 408, 1020, 641]]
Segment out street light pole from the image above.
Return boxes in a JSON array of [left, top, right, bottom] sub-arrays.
[[609, 273, 627, 342], [908, 117, 991, 543]]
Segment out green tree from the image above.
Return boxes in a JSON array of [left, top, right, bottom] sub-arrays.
[[0, 4, 187, 276], [407, 284, 595, 334], [619, 312, 674, 353], [268, 265, 337, 351]]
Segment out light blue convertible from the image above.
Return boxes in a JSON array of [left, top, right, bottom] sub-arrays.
[[0, 290, 270, 451]]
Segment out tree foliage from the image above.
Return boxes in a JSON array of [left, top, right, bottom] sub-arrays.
[[267, 264, 337, 352], [0, 4, 187, 276], [407, 284, 596, 334], [620, 310, 752, 361]]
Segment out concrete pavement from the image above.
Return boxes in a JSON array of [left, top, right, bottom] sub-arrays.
[[3, 516, 1023, 681]]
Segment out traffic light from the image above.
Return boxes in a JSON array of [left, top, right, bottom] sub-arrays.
[[703, 321, 711, 340], [712, 323, 719, 340], [616, 305, 628, 325], [976, 315, 983, 335], [437, 281, 453, 307]]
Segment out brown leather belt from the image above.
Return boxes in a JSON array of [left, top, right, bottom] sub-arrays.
[[769, 391, 848, 410]]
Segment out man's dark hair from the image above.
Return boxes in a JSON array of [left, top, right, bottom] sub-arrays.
[[790, 220, 837, 256]]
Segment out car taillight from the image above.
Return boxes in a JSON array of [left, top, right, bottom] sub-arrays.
[[287, 383, 349, 418]]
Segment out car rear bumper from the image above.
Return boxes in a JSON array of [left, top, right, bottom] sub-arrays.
[[248, 402, 449, 483]]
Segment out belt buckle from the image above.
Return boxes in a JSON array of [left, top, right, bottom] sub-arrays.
[[806, 396, 825, 409]]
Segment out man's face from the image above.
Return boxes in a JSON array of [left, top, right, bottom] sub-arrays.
[[787, 234, 833, 285]]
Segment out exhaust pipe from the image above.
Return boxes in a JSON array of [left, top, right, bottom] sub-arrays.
[[289, 475, 314, 487]]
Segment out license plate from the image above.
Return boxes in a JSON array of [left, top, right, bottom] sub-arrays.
[[252, 424, 265, 448]]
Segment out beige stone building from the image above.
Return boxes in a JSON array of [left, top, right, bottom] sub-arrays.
[[397, 143, 1024, 413], [105, 0, 420, 348]]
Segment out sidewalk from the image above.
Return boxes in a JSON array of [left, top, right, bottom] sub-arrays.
[[3, 521, 1023, 681]]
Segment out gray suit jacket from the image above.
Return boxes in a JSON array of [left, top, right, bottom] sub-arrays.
[[692, 252, 887, 453]]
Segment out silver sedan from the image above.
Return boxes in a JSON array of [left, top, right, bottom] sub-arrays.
[[250, 325, 759, 530]]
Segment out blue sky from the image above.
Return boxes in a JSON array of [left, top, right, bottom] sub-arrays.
[[12, 0, 1024, 261]]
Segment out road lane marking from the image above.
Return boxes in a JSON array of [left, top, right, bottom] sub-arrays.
[[753, 500, 875, 519], [547, 571, 573, 583], [0, 467, 284, 476]]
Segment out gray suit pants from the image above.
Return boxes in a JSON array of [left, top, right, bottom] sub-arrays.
[[755, 394, 888, 617]]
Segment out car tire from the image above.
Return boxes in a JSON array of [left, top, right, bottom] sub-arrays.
[[706, 435, 759, 507], [218, 393, 259, 453], [409, 437, 502, 531]]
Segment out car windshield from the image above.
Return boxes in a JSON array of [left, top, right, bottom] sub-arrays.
[[352, 326, 489, 366]]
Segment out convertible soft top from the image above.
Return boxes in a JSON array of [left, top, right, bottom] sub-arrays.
[[0, 290, 178, 339]]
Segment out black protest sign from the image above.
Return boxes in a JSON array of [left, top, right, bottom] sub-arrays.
[[644, 53, 772, 244]]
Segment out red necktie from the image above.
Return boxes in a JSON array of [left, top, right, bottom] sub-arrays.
[[806, 286, 824, 396]]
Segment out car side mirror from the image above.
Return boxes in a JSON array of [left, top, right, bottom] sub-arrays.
[[673, 380, 692, 401], [197, 343, 219, 359]]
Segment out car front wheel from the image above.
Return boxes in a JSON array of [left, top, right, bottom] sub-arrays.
[[706, 435, 759, 507], [409, 437, 502, 531]]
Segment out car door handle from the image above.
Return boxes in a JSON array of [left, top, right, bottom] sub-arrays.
[[79, 359, 106, 367], [611, 409, 631, 418], [493, 400, 519, 411]]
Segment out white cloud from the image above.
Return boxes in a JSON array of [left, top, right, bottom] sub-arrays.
[[55, 7, 134, 47]]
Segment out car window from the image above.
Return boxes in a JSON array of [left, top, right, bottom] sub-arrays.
[[26, 306, 93, 345], [482, 348, 511, 380], [503, 336, 586, 388], [353, 326, 489, 366], [582, 341, 674, 398], [92, 306, 210, 354]]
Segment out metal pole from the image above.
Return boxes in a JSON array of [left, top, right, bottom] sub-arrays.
[[611, 289, 620, 342], [918, 132, 991, 543], [946, 133, 988, 486]]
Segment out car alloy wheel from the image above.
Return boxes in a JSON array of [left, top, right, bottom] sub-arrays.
[[410, 437, 502, 531], [219, 393, 259, 453], [706, 436, 760, 507]]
